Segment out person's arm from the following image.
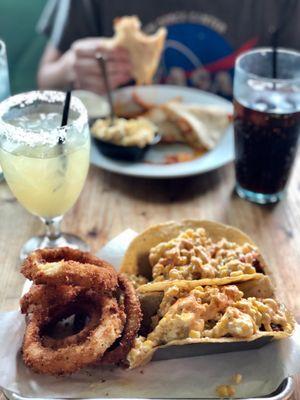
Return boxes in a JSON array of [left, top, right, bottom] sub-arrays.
[[38, 38, 133, 93], [37, 0, 132, 93], [38, 44, 72, 89]]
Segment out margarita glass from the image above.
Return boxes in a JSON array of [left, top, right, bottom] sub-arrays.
[[0, 91, 90, 259]]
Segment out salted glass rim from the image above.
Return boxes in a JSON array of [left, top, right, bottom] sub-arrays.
[[235, 47, 300, 84], [0, 90, 88, 146]]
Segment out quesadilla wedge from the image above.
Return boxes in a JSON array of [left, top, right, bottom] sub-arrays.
[[121, 220, 270, 293], [145, 103, 186, 143], [145, 100, 232, 149], [127, 278, 295, 368]]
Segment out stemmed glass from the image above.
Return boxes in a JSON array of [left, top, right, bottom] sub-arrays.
[[0, 91, 90, 259]]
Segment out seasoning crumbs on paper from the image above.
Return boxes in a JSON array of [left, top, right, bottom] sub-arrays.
[[216, 373, 243, 397], [232, 373, 242, 385], [216, 384, 236, 398]]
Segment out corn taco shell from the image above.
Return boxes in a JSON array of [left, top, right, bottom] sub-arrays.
[[128, 278, 295, 368], [121, 220, 270, 293]]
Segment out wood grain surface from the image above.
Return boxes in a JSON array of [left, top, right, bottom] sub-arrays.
[[0, 158, 299, 399]]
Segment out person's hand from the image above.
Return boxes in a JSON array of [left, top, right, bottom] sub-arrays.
[[61, 37, 132, 93]]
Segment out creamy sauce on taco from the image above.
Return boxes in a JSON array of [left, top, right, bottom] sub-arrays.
[[149, 228, 260, 282], [128, 285, 290, 368]]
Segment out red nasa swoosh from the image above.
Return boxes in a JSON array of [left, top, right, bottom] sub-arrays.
[[161, 37, 259, 83], [201, 37, 259, 73]]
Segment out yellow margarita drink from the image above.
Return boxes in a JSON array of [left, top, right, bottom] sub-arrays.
[[0, 91, 91, 258], [0, 124, 90, 218]]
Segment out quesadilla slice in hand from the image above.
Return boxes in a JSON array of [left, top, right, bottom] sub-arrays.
[[102, 16, 167, 85]]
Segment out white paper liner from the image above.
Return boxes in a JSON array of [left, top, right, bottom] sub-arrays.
[[0, 229, 299, 399]]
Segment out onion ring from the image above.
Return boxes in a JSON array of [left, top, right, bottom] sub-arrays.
[[20, 249, 142, 374], [22, 293, 124, 375], [100, 273, 142, 365], [21, 286, 109, 350], [20, 284, 81, 317], [21, 248, 118, 293], [41, 299, 105, 349]]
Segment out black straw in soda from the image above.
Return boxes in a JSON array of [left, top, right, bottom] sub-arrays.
[[272, 30, 278, 80], [270, 0, 296, 80]]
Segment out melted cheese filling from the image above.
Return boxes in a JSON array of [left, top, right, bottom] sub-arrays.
[[92, 117, 156, 148]]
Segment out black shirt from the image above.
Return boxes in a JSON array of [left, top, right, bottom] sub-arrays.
[[38, 0, 300, 97]]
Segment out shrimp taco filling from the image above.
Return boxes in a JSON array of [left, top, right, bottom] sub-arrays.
[[128, 284, 293, 368]]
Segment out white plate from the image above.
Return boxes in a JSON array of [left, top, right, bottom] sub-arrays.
[[73, 90, 109, 119], [90, 85, 234, 178]]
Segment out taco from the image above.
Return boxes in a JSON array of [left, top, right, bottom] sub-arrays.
[[121, 220, 270, 293], [128, 277, 295, 368]]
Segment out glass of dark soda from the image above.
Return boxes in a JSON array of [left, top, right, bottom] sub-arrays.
[[233, 48, 300, 204]]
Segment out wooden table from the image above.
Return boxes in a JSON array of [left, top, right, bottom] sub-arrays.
[[0, 159, 299, 399]]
